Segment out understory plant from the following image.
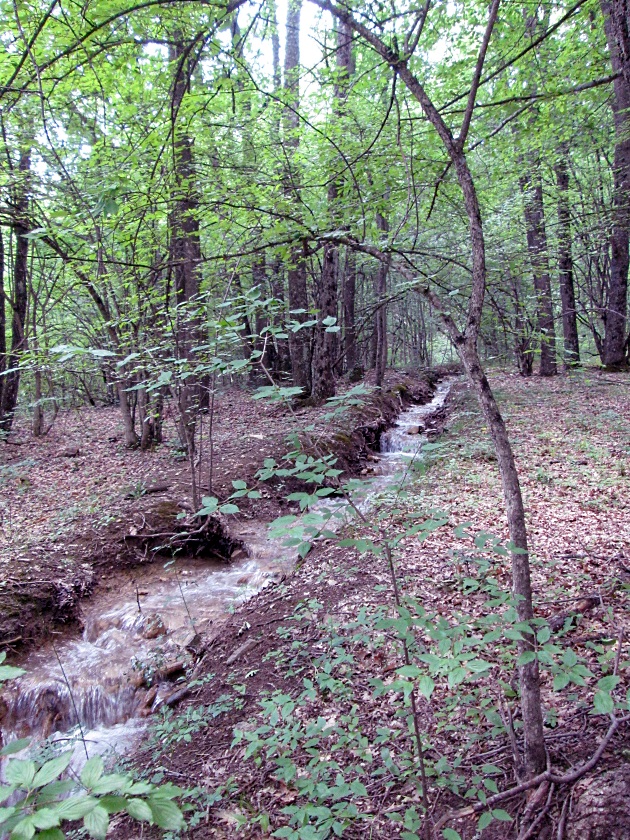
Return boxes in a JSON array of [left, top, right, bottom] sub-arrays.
[[0, 654, 186, 840]]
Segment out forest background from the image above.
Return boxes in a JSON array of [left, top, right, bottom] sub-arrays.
[[0, 0, 629, 838]]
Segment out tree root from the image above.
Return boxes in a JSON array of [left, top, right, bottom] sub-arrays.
[[433, 713, 629, 834]]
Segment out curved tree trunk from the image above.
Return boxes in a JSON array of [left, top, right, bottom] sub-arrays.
[[311, 0, 546, 777]]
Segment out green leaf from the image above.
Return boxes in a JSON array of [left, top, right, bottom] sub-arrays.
[[442, 830, 462, 840], [517, 651, 537, 666], [491, 809, 513, 822], [5, 759, 36, 787], [0, 665, 25, 682], [10, 815, 36, 839], [125, 798, 153, 822], [477, 811, 493, 830], [396, 665, 423, 678], [54, 795, 100, 820], [83, 804, 109, 839], [219, 503, 239, 515], [418, 675, 435, 699], [35, 830, 64, 840], [91, 773, 131, 795], [447, 667, 467, 688], [33, 753, 73, 788], [31, 808, 60, 830], [148, 797, 185, 830], [232, 480, 247, 490], [80, 757, 104, 789], [553, 672, 571, 691], [1, 738, 31, 756], [97, 795, 128, 813], [562, 649, 578, 667], [593, 691, 614, 715], [598, 675, 620, 692]]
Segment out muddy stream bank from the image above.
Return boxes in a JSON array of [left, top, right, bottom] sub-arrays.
[[0, 378, 454, 770]]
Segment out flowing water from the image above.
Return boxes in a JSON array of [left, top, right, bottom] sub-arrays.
[[0, 380, 453, 767]]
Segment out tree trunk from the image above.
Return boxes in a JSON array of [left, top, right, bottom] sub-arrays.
[[601, 0, 630, 368], [117, 381, 138, 447], [169, 39, 202, 308], [554, 150, 581, 367], [169, 37, 203, 451], [0, 227, 6, 414], [311, 244, 337, 400], [343, 248, 357, 371], [374, 210, 389, 387], [284, 0, 311, 393], [0, 150, 31, 434], [458, 343, 546, 777], [519, 162, 558, 376]]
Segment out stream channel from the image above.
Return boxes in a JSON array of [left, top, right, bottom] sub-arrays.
[[0, 379, 453, 771]]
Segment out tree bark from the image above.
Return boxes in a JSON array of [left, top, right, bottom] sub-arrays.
[[0, 227, 6, 414], [519, 162, 558, 376], [601, 0, 630, 368], [343, 248, 357, 371], [169, 36, 203, 455], [311, 244, 337, 400], [554, 149, 581, 367], [0, 150, 31, 434], [284, 0, 311, 393], [374, 210, 389, 387]]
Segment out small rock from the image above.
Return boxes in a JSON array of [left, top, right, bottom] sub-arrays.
[[184, 632, 204, 656], [60, 446, 80, 457], [406, 425, 421, 435], [142, 614, 166, 639]]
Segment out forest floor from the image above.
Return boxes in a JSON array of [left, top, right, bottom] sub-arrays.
[[114, 368, 629, 840], [1, 368, 629, 839], [0, 369, 434, 651]]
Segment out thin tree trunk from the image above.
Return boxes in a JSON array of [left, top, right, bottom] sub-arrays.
[[312, 0, 546, 775], [343, 248, 357, 371], [374, 210, 389, 387], [311, 244, 337, 400], [0, 150, 31, 433], [519, 163, 558, 376], [601, 0, 630, 367], [554, 149, 580, 367], [0, 227, 6, 414]]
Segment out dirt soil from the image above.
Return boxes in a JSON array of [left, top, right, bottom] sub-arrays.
[[0, 369, 437, 653], [114, 369, 629, 840]]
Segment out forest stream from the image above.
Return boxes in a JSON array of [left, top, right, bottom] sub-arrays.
[[0, 380, 453, 772]]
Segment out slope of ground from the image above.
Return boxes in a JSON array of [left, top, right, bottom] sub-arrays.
[[122, 369, 629, 840], [0, 370, 435, 652]]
